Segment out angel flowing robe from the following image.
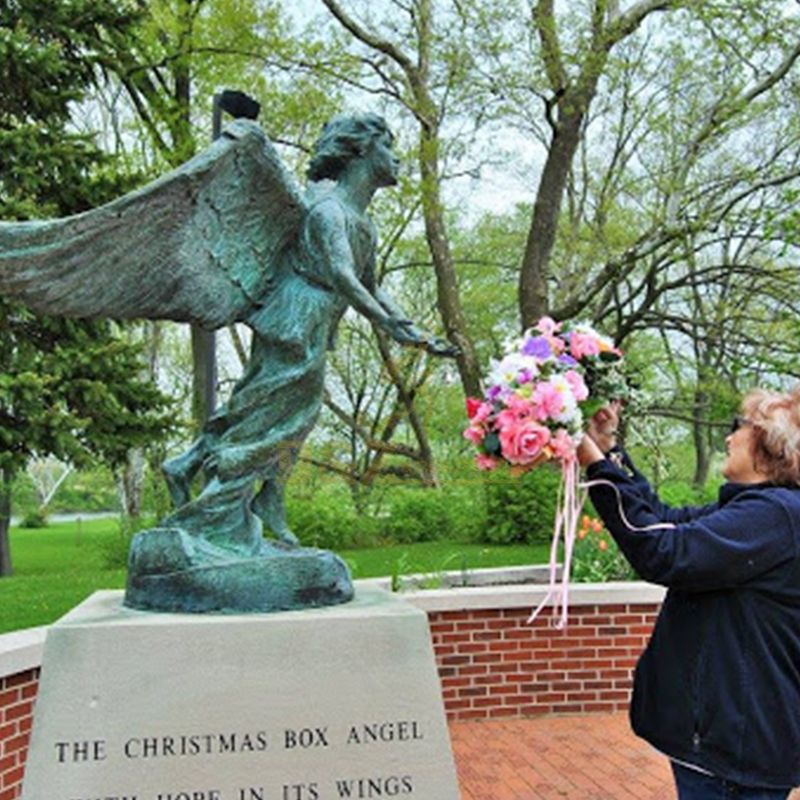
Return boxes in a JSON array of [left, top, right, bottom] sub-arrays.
[[164, 192, 377, 550]]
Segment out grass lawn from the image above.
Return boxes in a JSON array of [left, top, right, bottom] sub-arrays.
[[0, 519, 550, 635]]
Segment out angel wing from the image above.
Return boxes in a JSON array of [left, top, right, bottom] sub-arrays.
[[0, 119, 305, 329]]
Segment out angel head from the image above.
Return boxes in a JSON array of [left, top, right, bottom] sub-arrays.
[[307, 113, 399, 188]]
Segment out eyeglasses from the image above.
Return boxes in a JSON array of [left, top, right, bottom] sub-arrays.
[[730, 416, 753, 434]]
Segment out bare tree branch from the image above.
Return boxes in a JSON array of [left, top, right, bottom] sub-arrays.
[[319, 0, 416, 77]]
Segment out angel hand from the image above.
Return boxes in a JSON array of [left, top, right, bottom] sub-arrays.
[[383, 317, 426, 346], [425, 336, 460, 358]]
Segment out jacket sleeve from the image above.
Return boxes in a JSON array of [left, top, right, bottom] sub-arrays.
[[586, 459, 796, 591], [611, 448, 717, 523]]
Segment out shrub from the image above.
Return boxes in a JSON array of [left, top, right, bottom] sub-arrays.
[[572, 514, 636, 582], [19, 508, 49, 529], [479, 466, 561, 545], [658, 479, 720, 508], [379, 487, 485, 544], [101, 515, 157, 569], [287, 491, 380, 550]]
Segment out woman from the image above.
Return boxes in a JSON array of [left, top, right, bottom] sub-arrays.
[[578, 387, 800, 799]]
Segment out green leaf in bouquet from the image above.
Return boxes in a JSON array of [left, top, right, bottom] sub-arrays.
[[483, 431, 501, 455], [581, 397, 605, 417]]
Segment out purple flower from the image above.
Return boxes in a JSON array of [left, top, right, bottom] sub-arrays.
[[487, 384, 503, 401], [558, 354, 578, 367], [521, 336, 552, 360], [518, 368, 535, 384]]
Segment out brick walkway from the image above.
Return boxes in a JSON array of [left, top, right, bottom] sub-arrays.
[[450, 713, 800, 800]]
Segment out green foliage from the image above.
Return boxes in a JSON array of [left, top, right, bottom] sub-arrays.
[[0, 0, 143, 218], [572, 515, 636, 583], [378, 486, 486, 544], [287, 490, 379, 551], [55, 469, 119, 514], [480, 467, 562, 545], [0, 309, 177, 479], [0, 0, 179, 579], [657, 480, 721, 509], [287, 481, 488, 550], [19, 509, 48, 529], [449, 205, 526, 353], [100, 515, 156, 569]]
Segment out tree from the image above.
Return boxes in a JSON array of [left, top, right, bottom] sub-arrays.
[[290, 0, 484, 397], [638, 223, 800, 486], [0, 0, 176, 575], [445, 1, 800, 332]]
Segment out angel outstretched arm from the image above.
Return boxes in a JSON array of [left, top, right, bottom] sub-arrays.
[[306, 200, 456, 356]]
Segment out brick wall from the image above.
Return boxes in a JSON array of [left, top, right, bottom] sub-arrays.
[[0, 669, 38, 800], [430, 603, 658, 721]]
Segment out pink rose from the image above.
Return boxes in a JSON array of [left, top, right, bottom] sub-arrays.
[[499, 420, 551, 465], [463, 426, 485, 445], [475, 454, 499, 471], [496, 394, 535, 428], [548, 428, 577, 462], [564, 370, 589, 402], [471, 401, 493, 424], [570, 332, 601, 360], [531, 381, 565, 421]]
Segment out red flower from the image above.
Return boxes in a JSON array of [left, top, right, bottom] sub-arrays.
[[466, 397, 483, 419]]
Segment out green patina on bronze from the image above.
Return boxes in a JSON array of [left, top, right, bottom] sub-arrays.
[[0, 114, 456, 614]]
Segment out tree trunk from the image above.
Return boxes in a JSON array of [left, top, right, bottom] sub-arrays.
[[117, 448, 146, 518], [519, 113, 584, 328], [691, 388, 710, 488], [0, 469, 13, 577], [418, 124, 482, 397], [190, 326, 217, 430], [172, 0, 216, 431]]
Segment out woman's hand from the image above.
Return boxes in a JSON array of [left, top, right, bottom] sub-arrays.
[[587, 400, 621, 453], [578, 401, 622, 467]]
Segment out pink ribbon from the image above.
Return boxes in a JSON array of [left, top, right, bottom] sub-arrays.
[[527, 458, 582, 629], [527, 472, 676, 628]]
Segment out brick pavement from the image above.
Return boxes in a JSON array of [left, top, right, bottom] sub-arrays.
[[450, 713, 800, 800]]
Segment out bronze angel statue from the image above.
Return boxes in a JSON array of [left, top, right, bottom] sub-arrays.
[[0, 113, 456, 613]]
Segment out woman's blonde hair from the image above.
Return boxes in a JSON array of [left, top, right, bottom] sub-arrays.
[[741, 385, 800, 486]]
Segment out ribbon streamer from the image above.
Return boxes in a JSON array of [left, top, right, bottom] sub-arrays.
[[527, 472, 676, 628]]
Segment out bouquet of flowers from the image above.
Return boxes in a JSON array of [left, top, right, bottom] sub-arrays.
[[463, 317, 626, 627]]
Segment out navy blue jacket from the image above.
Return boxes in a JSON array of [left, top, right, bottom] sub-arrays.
[[586, 454, 800, 789]]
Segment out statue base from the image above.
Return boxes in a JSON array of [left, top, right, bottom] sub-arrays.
[[124, 527, 354, 613], [21, 589, 460, 800]]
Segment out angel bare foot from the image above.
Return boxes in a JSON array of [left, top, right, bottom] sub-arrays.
[[251, 481, 300, 547]]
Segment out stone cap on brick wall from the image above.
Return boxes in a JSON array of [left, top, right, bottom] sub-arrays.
[[0, 574, 666, 680], [0, 626, 46, 678], [358, 570, 666, 613]]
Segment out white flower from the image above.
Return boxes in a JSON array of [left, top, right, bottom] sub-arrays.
[[549, 374, 579, 423], [487, 353, 540, 389]]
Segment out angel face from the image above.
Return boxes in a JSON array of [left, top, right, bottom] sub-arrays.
[[367, 131, 400, 188]]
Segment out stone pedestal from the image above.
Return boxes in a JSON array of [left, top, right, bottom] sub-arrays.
[[22, 588, 459, 800]]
